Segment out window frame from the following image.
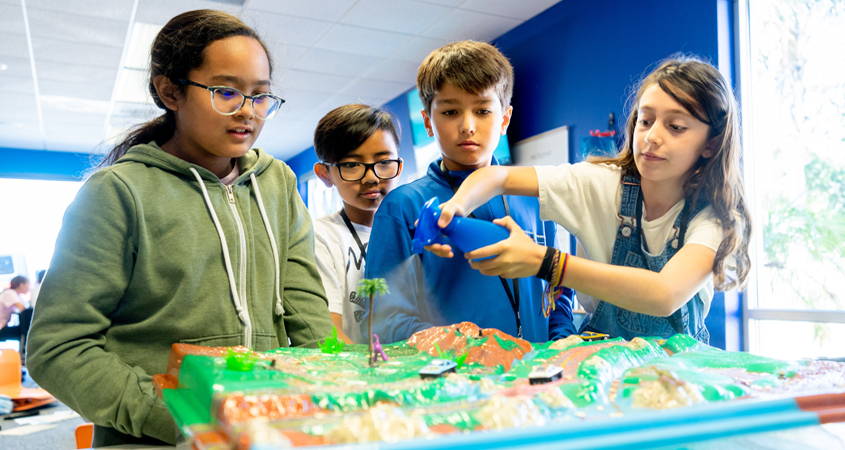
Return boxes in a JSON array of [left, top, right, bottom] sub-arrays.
[[736, 0, 845, 354]]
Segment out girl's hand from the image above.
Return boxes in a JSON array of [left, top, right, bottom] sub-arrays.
[[423, 200, 467, 258], [464, 216, 546, 278], [436, 200, 467, 229]]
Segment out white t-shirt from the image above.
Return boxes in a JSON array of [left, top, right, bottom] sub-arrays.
[[313, 211, 371, 344], [0, 289, 22, 328], [536, 163, 723, 316]]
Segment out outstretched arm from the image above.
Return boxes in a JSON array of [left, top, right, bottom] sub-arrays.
[[439, 165, 539, 226], [428, 166, 539, 258], [466, 217, 716, 317]]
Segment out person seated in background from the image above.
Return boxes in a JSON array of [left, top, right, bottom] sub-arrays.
[[311, 104, 403, 344], [28, 269, 47, 308], [362, 40, 577, 344], [0, 276, 32, 360]]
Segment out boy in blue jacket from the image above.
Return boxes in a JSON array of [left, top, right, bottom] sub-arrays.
[[363, 41, 576, 343]]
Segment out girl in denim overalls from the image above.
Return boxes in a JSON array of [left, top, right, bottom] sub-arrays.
[[429, 56, 752, 343]]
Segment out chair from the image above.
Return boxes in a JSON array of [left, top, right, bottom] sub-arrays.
[[0, 348, 21, 388], [75, 422, 94, 449]]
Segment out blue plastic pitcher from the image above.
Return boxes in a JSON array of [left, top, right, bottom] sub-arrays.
[[412, 197, 509, 258]]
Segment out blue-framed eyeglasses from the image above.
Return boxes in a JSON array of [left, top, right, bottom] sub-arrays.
[[178, 79, 285, 120]]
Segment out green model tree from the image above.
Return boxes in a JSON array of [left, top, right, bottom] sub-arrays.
[[358, 278, 389, 363]]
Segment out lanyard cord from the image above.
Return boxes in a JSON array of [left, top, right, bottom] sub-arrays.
[[439, 160, 522, 339], [340, 209, 367, 261]]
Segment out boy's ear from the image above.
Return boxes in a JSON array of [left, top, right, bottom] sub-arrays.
[[421, 109, 434, 137], [313, 162, 334, 188], [153, 75, 182, 111], [702, 136, 718, 159], [500, 105, 513, 135]]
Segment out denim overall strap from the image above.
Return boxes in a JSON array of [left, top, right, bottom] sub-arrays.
[[654, 195, 710, 342], [580, 176, 710, 342]]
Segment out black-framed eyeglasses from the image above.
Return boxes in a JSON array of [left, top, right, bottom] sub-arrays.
[[178, 79, 285, 120], [323, 159, 403, 182]]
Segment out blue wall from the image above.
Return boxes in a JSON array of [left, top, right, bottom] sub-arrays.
[[0, 147, 92, 181], [493, 0, 721, 164]]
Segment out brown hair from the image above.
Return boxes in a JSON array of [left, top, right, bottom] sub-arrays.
[[313, 104, 400, 164], [416, 40, 513, 114], [10, 276, 29, 290], [96, 10, 273, 168], [592, 55, 752, 291]]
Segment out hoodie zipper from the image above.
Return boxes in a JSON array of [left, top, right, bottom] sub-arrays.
[[226, 185, 253, 349]]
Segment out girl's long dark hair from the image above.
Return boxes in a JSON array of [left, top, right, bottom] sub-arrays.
[[591, 55, 752, 290], [97, 10, 273, 168]]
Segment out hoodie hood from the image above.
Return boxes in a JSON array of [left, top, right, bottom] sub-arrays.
[[116, 142, 275, 184]]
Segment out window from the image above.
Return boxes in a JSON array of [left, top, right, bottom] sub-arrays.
[[739, 0, 845, 358]]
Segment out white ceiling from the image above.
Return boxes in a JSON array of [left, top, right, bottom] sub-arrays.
[[0, 0, 562, 160]]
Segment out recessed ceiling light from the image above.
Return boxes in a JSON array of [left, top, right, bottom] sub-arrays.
[[125, 23, 162, 70], [41, 95, 111, 114], [0, 63, 7, 71]]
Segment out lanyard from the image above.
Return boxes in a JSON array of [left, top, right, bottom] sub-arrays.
[[340, 209, 367, 261], [439, 160, 522, 339]]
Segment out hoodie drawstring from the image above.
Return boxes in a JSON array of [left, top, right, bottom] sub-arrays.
[[189, 168, 249, 325], [250, 173, 285, 316]]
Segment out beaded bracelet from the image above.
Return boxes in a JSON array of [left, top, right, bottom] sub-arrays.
[[541, 250, 570, 318], [536, 246, 557, 281]]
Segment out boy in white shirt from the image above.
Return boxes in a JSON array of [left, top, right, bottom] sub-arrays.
[[312, 104, 403, 344]]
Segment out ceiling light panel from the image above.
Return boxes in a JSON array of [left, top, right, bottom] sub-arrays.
[[361, 58, 420, 83], [0, 93, 39, 119], [124, 22, 162, 70], [279, 89, 335, 113], [35, 61, 117, 85], [207, 0, 247, 6], [39, 78, 115, 102], [0, 32, 30, 59], [267, 43, 309, 70], [280, 70, 350, 94], [1, 124, 44, 151], [0, 55, 34, 78], [294, 48, 381, 78], [0, 4, 26, 34], [247, 0, 357, 22], [134, 0, 241, 25], [320, 93, 390, 111], [459, 0, 562, 22], [391, 36, 451, 63], [341, 78, 411, 101], [24, 0, 135, 21], [26, 8, 128, 47], [417, 0, 465, 6], [313, 24, 414, 58], [0, 75, 36, 95], [421, 9, 522, 42], [340, 0, 450, 35], [243, 12, 335, 48], [114, 68, 153, 104], [32, 37, 123, 68]]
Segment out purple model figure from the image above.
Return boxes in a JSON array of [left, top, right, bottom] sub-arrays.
[[372, 334, 388, 363]]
